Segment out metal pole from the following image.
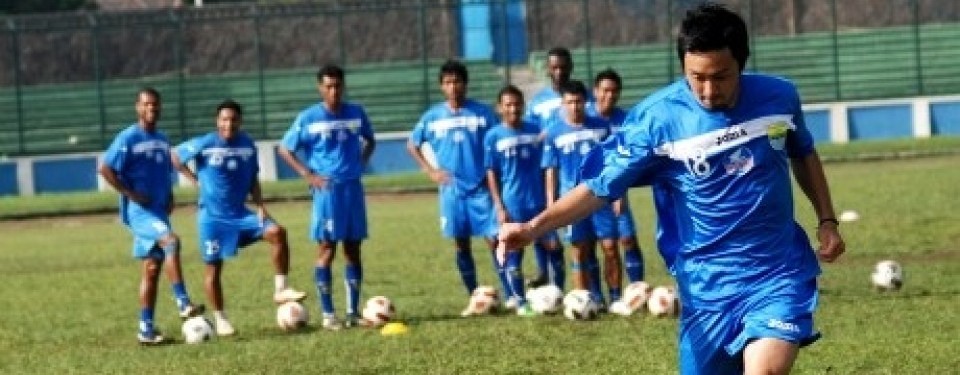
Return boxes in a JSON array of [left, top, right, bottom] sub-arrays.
[[8, 20, 24, 154], [89, 13, 107, 148], [172, 10, 186, 140], [581, 0, 593, 80], [666, 0, 675, 82], [746, 0, 756, 72], [419, 0, 430, 109], [253, 4, 267, 138], [830, 0, 840, 100], [500, 0, 511, 84], [336, 0, 346, 65], [912, 0, 924, 95]]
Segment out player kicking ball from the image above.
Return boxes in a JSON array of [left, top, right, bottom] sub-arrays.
[[173, 100, 306, 337]]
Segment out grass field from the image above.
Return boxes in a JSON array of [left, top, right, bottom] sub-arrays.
[[1, 144, 959, 373]]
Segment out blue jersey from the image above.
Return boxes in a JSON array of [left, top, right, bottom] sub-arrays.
[[541, 114, 611, 195], [281, 102, 375, 181], [484, 121, 546, 212], [582, 74, 821, 310], [175, 132, 259, 219], [410, 99, 498, 194], [587, 104, 628, 133], [102, 124, 174, 224], [526, 87, 561, 125]]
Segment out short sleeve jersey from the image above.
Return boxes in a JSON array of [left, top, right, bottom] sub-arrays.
[[484, 120, 546, 211], [541, 114, 611, 195], [581, 74, 821, 310], [102, 124, 174, 224], [280, 102, 375, 181], [409, 99, 498, 194], [175, 132, 259, 219]]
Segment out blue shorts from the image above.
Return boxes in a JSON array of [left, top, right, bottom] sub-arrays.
[[616, 203, 637, 239], [439, 184, 497, 239], [564, 204, 618, 243], [311, 179, 368, 242], [198, 210, 273, 263], [678, 278, 821, 375], [505, 203, 559, 245], [126, 209, 173, 260]]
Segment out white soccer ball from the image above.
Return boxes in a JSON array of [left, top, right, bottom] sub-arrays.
[[610, 281, 653, 316], [647, 285, 679, 318], [526, 285, 564, 314], [276, 301, 309, 331], [181, 316, 213, 344], [562, 289, 599, 321], [871, 260, 904, 291], [361, 296, 396, 327], [839, 210, 860, 222], [464, 285, 499, 316]]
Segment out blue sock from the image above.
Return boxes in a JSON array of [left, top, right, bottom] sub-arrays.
[[533, 242, 549, 278], [314, 266, 334, 315], [505, 251, 526, 304], [624, 245, 645, 282], [609, 286, 622, 302], [548, 246, 566, 289], [491, 250, 511, 299], [344, 264, 362, 316], [139, 308, 155, 334], [455, 250, 477, 295], [586, 257, 604, 305], [171, 282, 190, 309]]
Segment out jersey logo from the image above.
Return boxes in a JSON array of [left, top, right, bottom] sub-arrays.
[[767, 121, 790, 151], [767, 318, 800, 333], [723, 147, 755, 176]]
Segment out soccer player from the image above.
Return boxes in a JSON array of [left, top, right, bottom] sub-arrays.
[[588, 69, 646, 293], [407, 59, 508, 316], [499, 3, 846, 374], [172, 100, 307, 337], [541, 80, 619, 306], [484, 85, 564, 316], [98, 87, 204, 345], [524, 46, 577, 288], [278, 64, 377, 330]]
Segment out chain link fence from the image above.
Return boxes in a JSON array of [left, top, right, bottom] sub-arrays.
[[1, 0, 959, 156]]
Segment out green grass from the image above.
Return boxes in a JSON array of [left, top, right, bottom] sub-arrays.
[[1, 143, 959, 373]]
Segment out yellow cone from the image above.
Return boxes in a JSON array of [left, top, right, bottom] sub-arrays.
[[380, 322, 409, 336]]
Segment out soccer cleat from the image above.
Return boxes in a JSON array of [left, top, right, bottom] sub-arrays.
[[515, 304, 537, 317], [178, 303, 206, 320], [273, 288, 308, 304], [215, 318, 236, 337], [525, 273, 549, 289], [503, 297, 519, 311], [344, 314, 373, 328], [608, 300, 632, 317], [321, 316, 343, 331], [137, 329, 167, 346]]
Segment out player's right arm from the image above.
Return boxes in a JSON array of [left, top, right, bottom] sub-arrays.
[[99, 135, 149, 205], [278, 114, 327, 189], [171, 137, 202, 187], [407, 113, 449, 185], [499, 184, 605, 252]]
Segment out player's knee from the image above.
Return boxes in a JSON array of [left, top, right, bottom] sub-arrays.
[[265, 224, 286, 240], [159, 235, 180, 256]]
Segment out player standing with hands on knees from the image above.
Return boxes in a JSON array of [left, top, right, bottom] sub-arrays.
[[99, 87, 204, 345], [279, 65, 377, 330], [499, 3, 845, 374], [172, 99, 306, 337]]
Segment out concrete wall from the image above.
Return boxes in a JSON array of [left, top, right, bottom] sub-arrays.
[[2, 95, 959, 197]]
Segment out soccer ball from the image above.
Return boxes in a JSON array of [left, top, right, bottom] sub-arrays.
[[181, 316, 213, 344], [647, 285, 679, 318], [526, 285, 564, 314], [610, 281, 653, 316], [871, 260, 904, 291], [464, 285, 499, 316], [276, 301, 309, 331], [562, 289, 599, 321], [361, 296, 396, 327]]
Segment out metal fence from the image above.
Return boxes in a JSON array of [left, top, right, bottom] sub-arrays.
[[2, 0, 959, 156]]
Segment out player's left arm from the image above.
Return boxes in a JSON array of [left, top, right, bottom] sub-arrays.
[[360, 110, 377, 165], [791, 151, 845, 262], [249, 175, 270, 223]]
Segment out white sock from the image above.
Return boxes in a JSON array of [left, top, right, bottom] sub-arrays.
[[214, 310, 229, 321], [275, 274, 288, 293]]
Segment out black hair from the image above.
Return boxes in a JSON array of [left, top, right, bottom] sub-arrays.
[[438, 59, 469, 83], [316, 64, 345, 81], [558, 80, 588, 98], [216, 99, 243, 118], [594, 68, 622, 89], [137, 87, 161, 102], [547, 46, 573, 64], [677, 2, 750, 71], [497, 85, 524, 103]]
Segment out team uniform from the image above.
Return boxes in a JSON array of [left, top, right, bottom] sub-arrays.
[[526, 87, 562, 126], [582, 74, 822, 374], [281, 101, 375, 319], [174, 132, 266, 263], [410, 99, 499, 239], [484, 120, 563, 302]]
